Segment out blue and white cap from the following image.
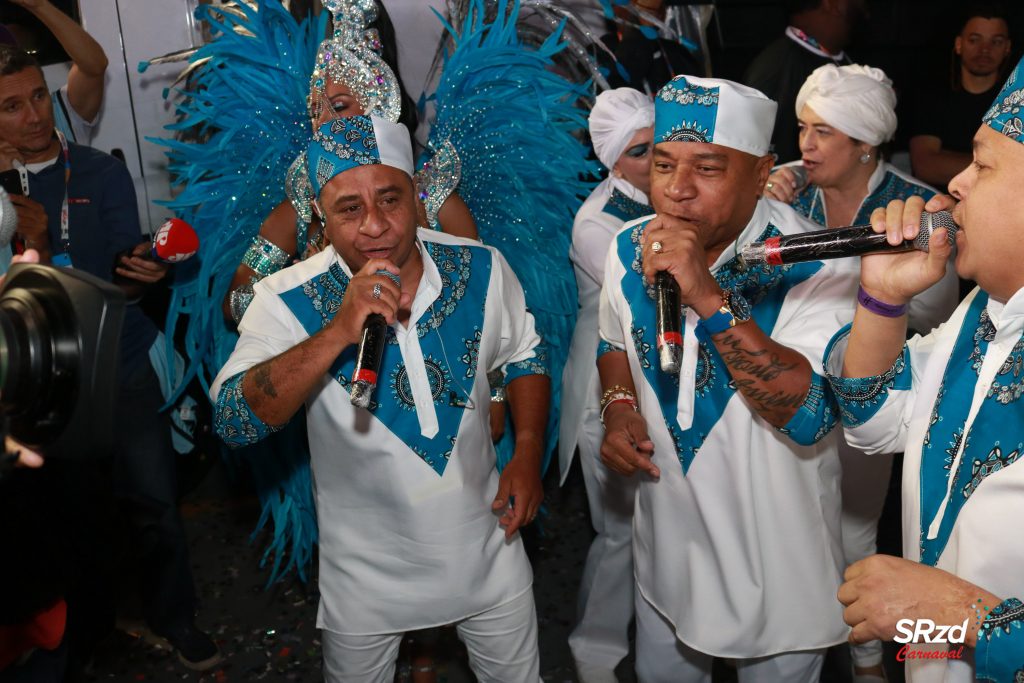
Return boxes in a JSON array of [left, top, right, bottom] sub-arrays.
[[654, 75, 777, 157], [983, 55, 1024, 144], [307, 114, 414, 198]]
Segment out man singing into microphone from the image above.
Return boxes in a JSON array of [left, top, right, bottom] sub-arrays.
[[212, 115, 549, 681], [597, 75, 858, 681], [824, 56, 1024, 682]]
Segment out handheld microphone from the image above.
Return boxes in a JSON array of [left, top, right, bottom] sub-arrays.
[[655, 271, 682, 374], [740, 211, 958, 267], [350, 271, 400, 408], [0, 187, 17, 249], [151, 218, 199, 263]]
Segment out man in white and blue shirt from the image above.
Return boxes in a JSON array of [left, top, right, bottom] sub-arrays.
[[212, 115, 550, 682], [826, 55, 1024, 683]]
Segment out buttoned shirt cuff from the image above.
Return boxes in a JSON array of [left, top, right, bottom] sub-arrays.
[[823, 324, 912, 428], [778, 371, 839, 446], [976, 598, 1024, 682], [213, 371, 283, 448]]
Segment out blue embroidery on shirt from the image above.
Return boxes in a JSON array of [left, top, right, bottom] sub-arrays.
[[918, 292, 1024, 565], [789, 169, 936, 227], [615, 218, 824, 473], [214, 371, 283, 447], [976, 597, 1024, 682], [278, 244, 491, 476], [602, 189, 652, 223]]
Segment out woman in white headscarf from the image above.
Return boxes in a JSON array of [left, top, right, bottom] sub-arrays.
[[766, 64, 958, 683], [559, 86, 653, 683]]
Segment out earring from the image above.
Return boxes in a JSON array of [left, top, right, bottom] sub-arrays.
[[859, 152, 871, 164]]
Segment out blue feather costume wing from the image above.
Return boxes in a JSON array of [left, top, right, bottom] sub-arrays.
[[148, 1, 326, 583], [425, 0, 599, 471]]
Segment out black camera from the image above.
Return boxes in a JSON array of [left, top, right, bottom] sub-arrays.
[[0, 264, 125, 459]]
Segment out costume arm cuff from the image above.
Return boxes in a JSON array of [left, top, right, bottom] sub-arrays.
[[976, 598, 1024, 682], [242, 235, 292, 278], [504, 342, 550, 382], [213, 371, 282, 448], [823, 324, 912, 428], [779, 371, 839, 446]]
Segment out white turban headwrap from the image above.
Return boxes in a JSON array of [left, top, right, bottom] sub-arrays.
[[795, 64, 897, 147], [589, 87, 655, 170]]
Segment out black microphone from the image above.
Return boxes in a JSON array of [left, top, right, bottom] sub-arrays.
[[655, 271, 682, 374], [740, 211, 958, 267], [349, 271, 400, 408]]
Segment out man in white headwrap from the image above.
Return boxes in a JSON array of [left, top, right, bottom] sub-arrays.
[[597, 75, 858, 681], [212, 115, 549, 682], [765, 63, 959, 683], [560, 87, 654, 683]]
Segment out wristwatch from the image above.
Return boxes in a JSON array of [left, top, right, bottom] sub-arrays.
[[699, 289, 752, 335]]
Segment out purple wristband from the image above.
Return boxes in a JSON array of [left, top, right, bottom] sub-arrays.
[[857, 285, 908, 318]]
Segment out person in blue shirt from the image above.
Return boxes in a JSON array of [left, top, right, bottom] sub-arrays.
[[0, 45, 220, 671]]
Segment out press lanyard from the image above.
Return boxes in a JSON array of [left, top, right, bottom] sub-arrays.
[[56, 129, 71, 254]]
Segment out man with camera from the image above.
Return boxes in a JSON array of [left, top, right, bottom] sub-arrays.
[[212, 115, 549, 681], [0, 45, 219, 672]]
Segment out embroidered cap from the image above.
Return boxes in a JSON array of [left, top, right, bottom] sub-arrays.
[[654, 75, 777, 157], [307, 114, 414, 198], [983, 55, 1024, 144]]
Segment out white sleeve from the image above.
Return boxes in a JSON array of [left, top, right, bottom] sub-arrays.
[[210, 281, 304, 401], [488, 247, 545, 377], [598, 237, 628, 350], [570, 212, 618, 287], [907, 264, 959, 336]]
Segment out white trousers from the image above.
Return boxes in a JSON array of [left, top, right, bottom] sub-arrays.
[[569, 401, 638, 670], [839, 442, 893, 667], [634, 594, 825, 683], [321, 589, 541, 683]]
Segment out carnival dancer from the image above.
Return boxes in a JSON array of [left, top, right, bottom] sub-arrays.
[[825, 55, 1024, 683], [597, 75, 858, 681], [559, 87, 654, 683], [212, 114, 549, 682]]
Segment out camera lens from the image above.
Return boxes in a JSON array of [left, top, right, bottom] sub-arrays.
[[0, 269, 79, 447]]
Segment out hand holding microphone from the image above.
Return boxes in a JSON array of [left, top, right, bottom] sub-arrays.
[[330, 260, 406, 408], [114, 218, 200, 283], [763, 164, 809, 204]]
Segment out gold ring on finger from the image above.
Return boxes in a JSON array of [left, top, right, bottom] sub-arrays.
[[765, 181, 775, 190], [651, 241, 663, 254]]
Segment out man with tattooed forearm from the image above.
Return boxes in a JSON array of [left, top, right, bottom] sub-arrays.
[[595, 75, 858, 682]]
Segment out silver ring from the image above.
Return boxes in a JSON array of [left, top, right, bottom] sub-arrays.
[[651, 241, 663, 254], [372, 283, 382, 299], [765, 181, 774, 190]]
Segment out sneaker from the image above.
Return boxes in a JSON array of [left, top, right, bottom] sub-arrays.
[[157, 621, 222, 671]]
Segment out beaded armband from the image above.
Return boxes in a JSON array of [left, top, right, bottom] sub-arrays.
[[242, 235, 292, 279], [229, 284, 255, 325]]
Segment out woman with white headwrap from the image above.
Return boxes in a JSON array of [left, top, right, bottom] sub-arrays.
[[766, 64, 958, 683], [559, 86, 654, 683]]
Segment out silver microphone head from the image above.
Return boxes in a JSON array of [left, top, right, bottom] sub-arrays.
[[913, 210, 959, 252], [0, 187, 16, 248], [789, 164, 809, 191]]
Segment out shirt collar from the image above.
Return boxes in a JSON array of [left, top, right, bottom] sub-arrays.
[[610, 176, 651, 206], [985, 285, 1024, 334], [864, 160, 887, 196]]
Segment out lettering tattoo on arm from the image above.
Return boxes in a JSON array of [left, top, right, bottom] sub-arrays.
[[715, 331, 809, 424], [252, 363, 278, 399]]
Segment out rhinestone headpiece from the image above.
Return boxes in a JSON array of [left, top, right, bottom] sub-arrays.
[[309, 0, 401, 124]]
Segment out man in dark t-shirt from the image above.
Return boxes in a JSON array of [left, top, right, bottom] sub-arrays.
[[743, 0, 862, 164], [909, 6, 1012, 190]]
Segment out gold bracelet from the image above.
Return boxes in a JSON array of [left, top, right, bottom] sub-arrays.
[[600, 384, 637, 410]]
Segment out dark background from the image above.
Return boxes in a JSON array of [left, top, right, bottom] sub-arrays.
[[708, 0, 1024, 148]]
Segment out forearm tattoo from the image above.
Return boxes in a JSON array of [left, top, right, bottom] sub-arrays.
[[716, 332, 807, 418], [252, 364, 278, 399]]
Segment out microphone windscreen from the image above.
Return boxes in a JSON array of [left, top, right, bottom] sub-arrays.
[[151, 218, 199, 263], [0, 187, 16, 248], [790, 164, 809, 190]]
